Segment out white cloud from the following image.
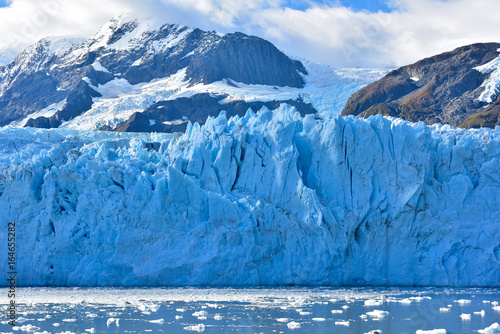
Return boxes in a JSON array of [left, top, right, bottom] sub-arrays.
[[0, 0, 499, 68]]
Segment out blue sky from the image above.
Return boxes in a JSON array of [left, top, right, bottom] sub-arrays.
[[284, 0, 392, 12], [0, 0, 499, 68]]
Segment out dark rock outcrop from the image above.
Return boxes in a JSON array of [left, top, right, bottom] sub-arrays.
[[342, 43, 500, 128], [113, 93, 316, 133]]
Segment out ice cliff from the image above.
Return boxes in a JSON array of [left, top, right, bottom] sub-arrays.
[[0, 105, 499, 287]]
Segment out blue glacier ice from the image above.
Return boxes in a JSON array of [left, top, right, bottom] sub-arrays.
[[0, 105, 499, 287]]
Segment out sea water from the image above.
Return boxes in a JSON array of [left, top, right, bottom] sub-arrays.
[[1, 287, 499, 333]]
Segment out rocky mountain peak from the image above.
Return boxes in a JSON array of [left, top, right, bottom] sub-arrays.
[[342, 42, 500, 128], [0, 15, 309, 131]]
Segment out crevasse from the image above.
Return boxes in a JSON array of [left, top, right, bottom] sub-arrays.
[[0, 105, 499, 287]]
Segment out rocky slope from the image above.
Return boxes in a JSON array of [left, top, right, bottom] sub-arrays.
[[342, 43, 500, 128]]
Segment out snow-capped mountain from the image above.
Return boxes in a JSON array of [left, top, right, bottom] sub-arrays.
[[342, 43, 500, 129], [0, 14, 385, 133], [0, 108, 499, 287]]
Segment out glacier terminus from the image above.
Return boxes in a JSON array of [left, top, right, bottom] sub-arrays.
[[0, 105, 499, 287]]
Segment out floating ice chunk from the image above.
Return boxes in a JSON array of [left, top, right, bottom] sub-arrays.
[[484, 301, 492, 304], [277, 318, 289, 323], [287, 322, 301, 329], [460, 313, 471, 321], [85, 329, 95, 333], [456, 299, 471, 305], [478, 323, 500, 333], [493, 306, 500, 312], [360, 314, 368, 319], [474, 310, 486, 316], [398, 299, 412, 305], [439, 307, 451, 312], [62, 319, 77, 322], [138, 303, 160, 312], [184, 324, 206, 332], [492, 302, 499, 306], [107, 318, 119, 327], [410, 297, 431, 302], [193, 310, 208, 319], [175, 315, 183, 320], [177, 308, 187, 312], [214, 314, 223, 321], [299, 311, 311, 315], [366, 310, 389, 318], [53, 323, 61, 327], [416, 330, 446, 334], [365, 331, 382, 334], [335, 321, 350, 326], [312, 318, 326, 322], [342, 305, 350, 309], [150, 319, 165, 324], [365, 300, 383, 307], [12, 324, 41, 332], [16, 317, 29, 324], [331, 310, 343, 314]]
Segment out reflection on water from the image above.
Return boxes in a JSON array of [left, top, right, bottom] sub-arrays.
[[1, 287, 499, 333]]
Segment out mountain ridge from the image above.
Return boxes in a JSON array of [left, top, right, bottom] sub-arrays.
[[341, 42, 500, 128], [0, 14, 317, 132]]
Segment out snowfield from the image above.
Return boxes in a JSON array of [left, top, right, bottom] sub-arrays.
[[0, 106, 499, 287]]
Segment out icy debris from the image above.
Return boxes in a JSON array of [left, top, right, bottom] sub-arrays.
[[276, 318, 289, 323], [331, 310, 343, 314], [365, 331, 382, 334], [366, 310, 389, 318], [455, 299, 471, 305], [335, 321, 350, 326], [364, 300, 383, 307], [193, 310, 208, 319], [479, 323, 500, 333], [312, 318, 326, 322], [287, 322, 301, 329], [214, 314, 223, 320], [416, 330, 446, 334], [493, 306, 500, 312], [460, 313, 471, 321], [149, 319, 165, 324], [62, 319, 77, 322], [85, 329, 95, 333], [439, 307, 451, 312], [398, 299, 412, 305], [106, 318, 119, 327], [12, 324, 41, 332], [183, 324, 206, 332], [138, 304, 160, 312], [474, 310, 486, 316]]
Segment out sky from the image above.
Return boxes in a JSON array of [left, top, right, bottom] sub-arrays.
[[0, 0, 499, 68]]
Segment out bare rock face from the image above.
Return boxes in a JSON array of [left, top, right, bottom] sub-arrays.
[[0, 15, 308, 131], [342, 43, 500, 128], [113, 93, 316, 133]]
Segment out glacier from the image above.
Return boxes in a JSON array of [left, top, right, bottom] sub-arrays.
[[0, 105, 499, 287]]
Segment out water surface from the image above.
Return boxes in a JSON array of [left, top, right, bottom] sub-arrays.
[[1, 287, 499, 333]]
